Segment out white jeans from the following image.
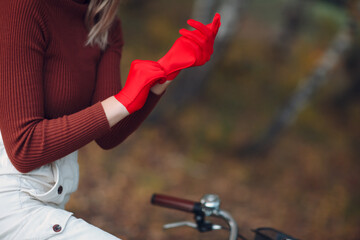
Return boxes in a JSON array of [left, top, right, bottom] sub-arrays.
[[0, 132, 120, 240]]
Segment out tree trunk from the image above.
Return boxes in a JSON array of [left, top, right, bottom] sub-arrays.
[[239, 26, 352, 155]]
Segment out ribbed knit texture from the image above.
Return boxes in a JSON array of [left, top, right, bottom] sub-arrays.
[[0, 0, 162, 173]]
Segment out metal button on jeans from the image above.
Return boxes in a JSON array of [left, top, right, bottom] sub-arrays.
[[57, 185, 63, 194], [53, 224, 62, 232]]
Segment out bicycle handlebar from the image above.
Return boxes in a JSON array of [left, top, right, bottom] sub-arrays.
[[151, 193, 297, 240], [151, 193, 202, 213], [151, 193, 240, 240]]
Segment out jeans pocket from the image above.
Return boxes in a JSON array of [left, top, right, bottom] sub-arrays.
[[20, 162, 64, 205], [18, 204, 73, 240], [0, 176, 73, 240]]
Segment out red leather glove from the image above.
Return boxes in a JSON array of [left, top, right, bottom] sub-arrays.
[[115, 60, 166, 113], [158, 13, 221, 80]]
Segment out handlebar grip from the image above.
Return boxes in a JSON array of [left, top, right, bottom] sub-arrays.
[[151, 194, 201, 213]]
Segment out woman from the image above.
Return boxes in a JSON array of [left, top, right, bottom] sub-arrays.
[[0, 0, 220, 239]]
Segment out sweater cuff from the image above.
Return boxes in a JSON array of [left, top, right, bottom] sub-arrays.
[[89, 102, 111, 134]]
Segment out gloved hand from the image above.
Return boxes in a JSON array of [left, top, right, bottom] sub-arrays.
[[158, 13, 221, 80], [115, 60, 166, 113]]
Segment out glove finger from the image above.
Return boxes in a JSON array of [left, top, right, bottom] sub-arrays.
[[179, 28, 205, 47], [147, 61, 165, 70], [158, 78, 166, 84], [146, 74, 167, 86], [140, 60, 163, 68], [146, 71, 167, 86], [211, 13, 221, 35], [150, 67, 167, 77], [131, 60, 166, 78], [166, 70, 180, 80], [131, 60, 158, 71], [187, 19, 212, 37], [182, 25, 207, 40], [132, 59, 156, 65], [134, 60, 165, 73]]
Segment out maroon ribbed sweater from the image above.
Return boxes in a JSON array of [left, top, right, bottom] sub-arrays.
[[0, 0, 162, 173]]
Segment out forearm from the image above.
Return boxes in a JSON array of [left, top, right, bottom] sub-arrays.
[[95, 91, 164, 149], [0, 103, 110, 173]]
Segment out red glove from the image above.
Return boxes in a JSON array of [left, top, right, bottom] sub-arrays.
[[158, 13, 221, 80], [115, 60, 166, 113]]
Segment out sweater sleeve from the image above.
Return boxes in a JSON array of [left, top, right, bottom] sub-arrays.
[[0, 0, 111, 173], [91, 18, 163, 150]]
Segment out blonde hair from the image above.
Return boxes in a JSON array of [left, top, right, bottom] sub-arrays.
[[85, 0, 121, 50]]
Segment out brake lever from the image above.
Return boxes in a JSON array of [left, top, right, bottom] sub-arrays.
[[163, 221, 197, 230], [163, 221, 224, 231]]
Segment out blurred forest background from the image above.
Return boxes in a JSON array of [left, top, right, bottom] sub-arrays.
[[67, 0, 360, 239]]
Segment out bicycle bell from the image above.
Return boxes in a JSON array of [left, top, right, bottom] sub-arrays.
[[200, 194, 221, 216]]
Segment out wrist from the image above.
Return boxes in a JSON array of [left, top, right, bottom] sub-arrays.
[[150, 81, 171, 95], [101, 96, 130, 128]]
